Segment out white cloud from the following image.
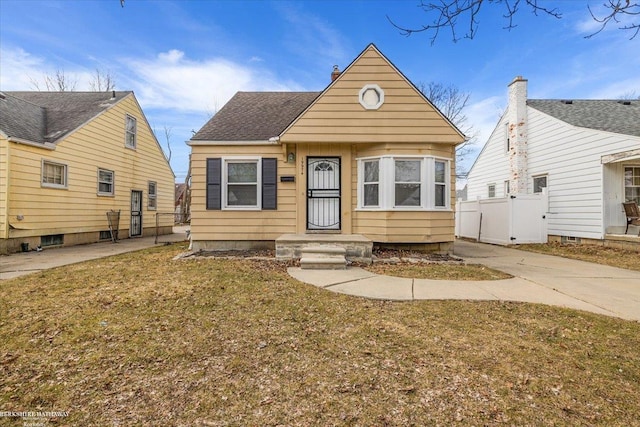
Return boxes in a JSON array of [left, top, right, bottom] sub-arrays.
[[122, 49, 298, 112], [0, 47, 47, 90]]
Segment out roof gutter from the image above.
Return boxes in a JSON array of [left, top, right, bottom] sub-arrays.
[[8, 137, 56, 150], [187, 139, 281, 146]]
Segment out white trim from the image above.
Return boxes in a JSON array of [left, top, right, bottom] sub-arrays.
[[125, 114, 137, 149], [187, 140, 279, 146], [97, 168, 115, 196], [9, 137, 56, 150], [221, 157, 262, 210]]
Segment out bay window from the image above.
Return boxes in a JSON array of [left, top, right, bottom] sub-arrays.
[[358, 156, 450, 210]]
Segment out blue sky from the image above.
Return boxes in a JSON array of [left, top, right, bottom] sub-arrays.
[[1, 0, 638, 184]]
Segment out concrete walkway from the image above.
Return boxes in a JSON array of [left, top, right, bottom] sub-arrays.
[[3, 234, 638, 321], [0, 228, 189, 280], [289, 240, 640, 321]]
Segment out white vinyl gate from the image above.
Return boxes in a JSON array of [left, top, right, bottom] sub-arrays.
[[455, 194, 548, 245]]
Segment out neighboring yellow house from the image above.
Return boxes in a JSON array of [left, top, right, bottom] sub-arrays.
[[188, 44, 465, 255], [0, 91, 175, 254]]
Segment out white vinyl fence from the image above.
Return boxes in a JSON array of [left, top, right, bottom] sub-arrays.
[[456, 193, 548, 245]]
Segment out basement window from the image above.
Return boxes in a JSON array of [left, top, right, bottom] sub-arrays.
[[41, 234, 63, 247]]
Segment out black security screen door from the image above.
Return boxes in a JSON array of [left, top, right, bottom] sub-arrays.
[[130, 190, 143, 237], [307, 157, 341, 230]]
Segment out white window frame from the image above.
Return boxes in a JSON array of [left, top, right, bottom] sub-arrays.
[[624, 166, 640, 205], [533, 174, 548, 194], [505, 122, 510, 152], [504, 180, 510, 196], [362, 159, 380, 208], [148, 181, 157, 210], [222, 157, 262, 210], [125, 114, 137, 149], [357, 156, 450, 211], [41, 160, 68, 189], [434, 160, 448, 207], [488, 183, 496, 198], [394, 158, 424, 208], [97, 168, 115, 196]]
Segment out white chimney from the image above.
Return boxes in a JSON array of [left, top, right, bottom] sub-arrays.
[[507, 76, 528, 194]]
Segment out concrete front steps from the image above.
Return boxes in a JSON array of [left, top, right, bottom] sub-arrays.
[[275, 234, 373, 266], [299, 246, 347, 270]]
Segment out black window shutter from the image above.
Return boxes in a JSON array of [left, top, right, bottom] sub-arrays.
[[262, 158, 277, 210], [206, 158, 221, 210]]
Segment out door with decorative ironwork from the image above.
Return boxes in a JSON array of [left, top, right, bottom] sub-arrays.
[[307, 157, 341, 230], [130, 190, 143, 237]]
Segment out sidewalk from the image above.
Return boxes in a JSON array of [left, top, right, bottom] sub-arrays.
[[0, 229, 188, 281], [289, 240, 640, 321]]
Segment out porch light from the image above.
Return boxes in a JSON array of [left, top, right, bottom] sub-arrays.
[[288, 152, 296, 163]]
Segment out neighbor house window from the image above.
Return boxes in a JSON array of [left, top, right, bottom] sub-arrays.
[[504, 180, 510, 195], [363, 160, 380, 207], [533, 175, 548, 193], [505, 122, 510, 152], [625, 166, 640, 205], [125, 114, 137, 148], [42, 160, 67, 188], [357, 156, 450, 210], [148, 181, 157, 209], [488, 183, 496, 198], [97, 168, 114, 196]]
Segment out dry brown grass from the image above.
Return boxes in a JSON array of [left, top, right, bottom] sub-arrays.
[[515, 242, 640, 271], [1, 244, 639, 426], [365, 262, 512, 280]]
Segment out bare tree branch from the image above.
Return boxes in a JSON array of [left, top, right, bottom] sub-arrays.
[[89, 69, 116, 91], [587, 0, 640, 40], [419, 82, 477, 177], [388, 0, 639, 43], [29, 69, 77, 91]]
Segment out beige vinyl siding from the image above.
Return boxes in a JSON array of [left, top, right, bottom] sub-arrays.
[[190, 145, 297, 241], [0, 137, 9, 238], [5, 95, 174, 239], [280, 47, 463, 145]]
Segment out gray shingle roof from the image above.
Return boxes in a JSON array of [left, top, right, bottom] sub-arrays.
[[0, 91, 131, 144], [191, 91, 321, 141], [528, 99, 640, 137]]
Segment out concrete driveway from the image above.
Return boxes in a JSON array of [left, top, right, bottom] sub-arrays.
[[0, 227, 189, 280]]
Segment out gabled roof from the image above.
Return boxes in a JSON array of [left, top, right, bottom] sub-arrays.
[[191, 91, 321, 141], [0, 91, 131, 144], [528, 99, 640, 137]]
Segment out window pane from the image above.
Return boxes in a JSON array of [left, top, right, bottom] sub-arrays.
[[435, 161, 445, 183], [99, 182, 112, 193], [435, 184, 445, 207], [228, 163, 257, 183], [228, 184, 257, 205], [395, 160, 420, 182], [364, 183, 379, 206], [364, 161, 379, 182], [99, 170, 113, 183], [534, 176, 547, 193], [395, 183, 420, 206]]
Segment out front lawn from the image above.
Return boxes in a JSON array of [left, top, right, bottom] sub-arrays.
[[1, 244, 638, 426]]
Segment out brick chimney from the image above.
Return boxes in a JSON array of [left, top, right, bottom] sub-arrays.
[[331, 65, 341, 82], [507, 76, 528, 194]]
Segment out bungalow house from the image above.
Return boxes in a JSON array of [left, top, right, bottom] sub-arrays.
[[188, 44, 465, 258], [465, 76, 640, 247], [0, 91, 175, 254]]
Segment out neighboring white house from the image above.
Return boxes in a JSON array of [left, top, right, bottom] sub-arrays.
[[465, 76, 640, 243]]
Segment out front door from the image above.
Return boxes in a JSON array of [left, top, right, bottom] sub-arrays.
[[130, 190, 143, 237], [307, 157, 341, 230]]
